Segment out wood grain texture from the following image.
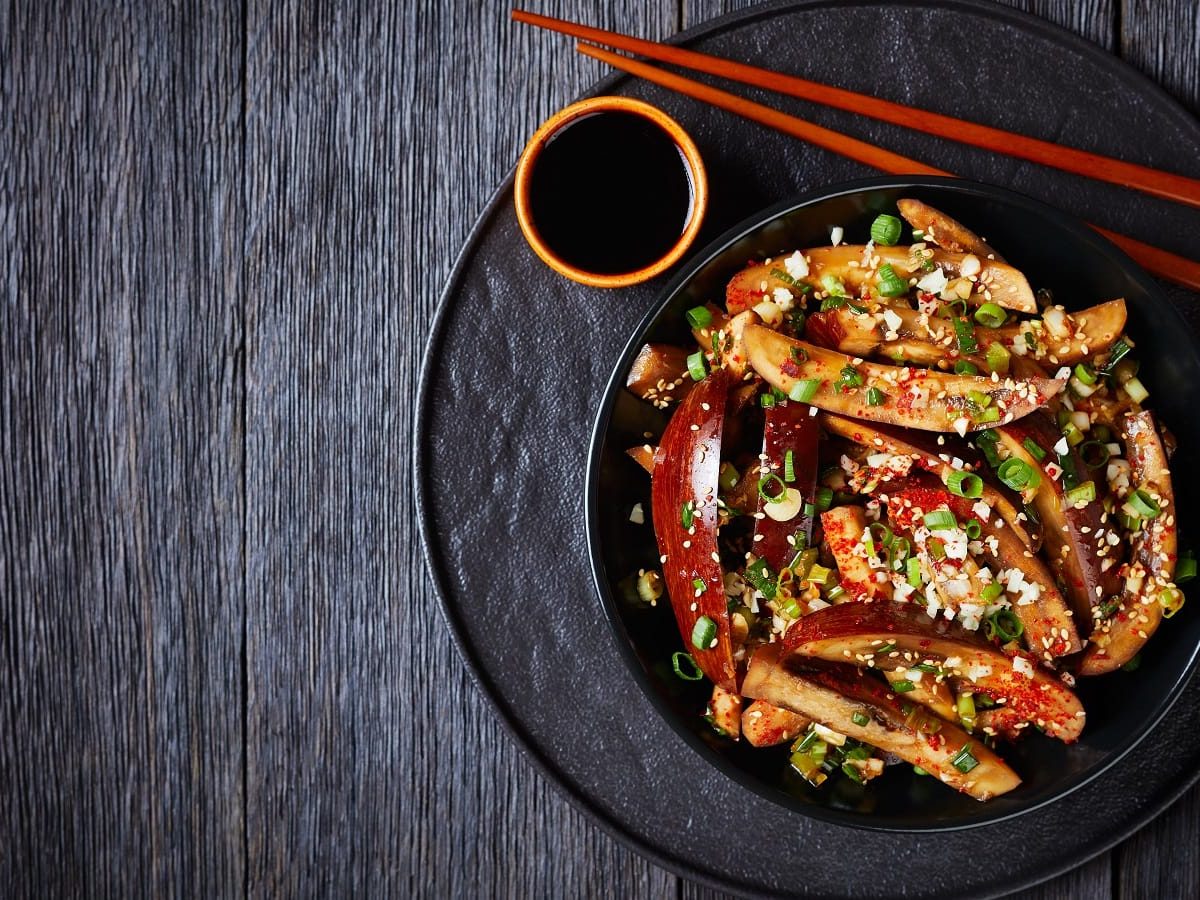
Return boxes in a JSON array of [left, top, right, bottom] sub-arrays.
[[0, 1, 245, 897], [1, 1, 1197, 898]]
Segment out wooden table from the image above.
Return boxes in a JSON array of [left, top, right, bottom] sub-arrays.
[[3, 1, 1197, 896]]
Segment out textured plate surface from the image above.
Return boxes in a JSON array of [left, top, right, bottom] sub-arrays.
[[416, 1, 1200, 896]]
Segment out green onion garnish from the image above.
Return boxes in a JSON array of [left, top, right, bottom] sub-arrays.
[[997, 457, 1041, 492], [1022, 438, 1047, 461], [852, 710, 870, 727], [907, 557, 923, 588], [841, 762, 865, 784], [913, 663, 941, 674], [1126, 488, 1160, 519], [1079, 441, 1110, 469], [821, 274, 847, 297], [1065, 480, 1097, 505], [986, 609, 1024, 643], [760, 392, 776, 409], [981, 581, 1003, 602], [758, 474, 787, 504], [891, 679, 915, 693], [681, 501, 695, 529], [671, 651, 704, 681], [692, 577, 705, 592], [769, 267, 797, 286], [802, 502, 816, 517], [744, 559, 777, 599], [875, 642, 897, 654], [985, 342, 1011, 375], [951, 745, 980, 773], [947, 470, 983, 499], [975, 429, 1002, 467], [783, 450, 796, 483], [923, 509, 957, 530], [1177, 553, 1196, 584], [1073, 362, 1097, 386], [1161, 587, 1186, 619], [838, 365, 864, 389], [685, 306, 713, 329], [870, 214, 903, 245], [876, 263, 907, 297], [691, 616, 717, 650], [913, 765, 929, 776], [954, 360, 979, 376], [686, 351, 708, 381], [807, 564, 833, 586], [866, 386, 885, 406], [1062, 421, 1084, 448], [815, 486, 834, 511], [953, 317, 978, 354], [826, 585, 846, 601], [789, 378, 820, 403], [820, 296, 847, 312], [964, 519, 982, 540], [868, 522, 894, 550], [1101, 338, 1132, 373], [780, 598, 801, 619], [719, 462, 739, 493], [973, 302, 1006, 328], [928, 537, 946, 560], [957, 694, 976, 732]]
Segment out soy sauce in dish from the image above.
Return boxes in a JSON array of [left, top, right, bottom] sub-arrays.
[[528, 111, 694, 275]]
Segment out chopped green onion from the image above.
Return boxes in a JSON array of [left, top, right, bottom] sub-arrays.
[[953, 317, 978, 354], [986, 609, 1024, 643], [906, 557, 923, 588], [1125, 488, 1160, 519], [779, 598, 802, 619], [825, 585, 846, 603], [685, 306, 713, 329], [783, 450, 796, 483], [691, 616, 717, 650], [964, 519, 982, 540], [789, 378, 820, 403], [1073, 363, 1097, 386], [744, 559, 777, 599], [1079, 441, 1110, 469], [807, 564, 833, 586], [928, 537, 946, 560], [758, 474, 787, 504], [913, 663, 941, 674], [876, 263, 907, 297], [819, 296, 847, 312], [840, 762, 865, 784], [686, 351, 707, 381], [866, 386, 885, 406], [913, 765, 929, 776], [838, 365, 864, 389], [957, 694, 977, 732], [870, 213, 903, 245], [981, 581, 1003, 602], [1101, 338, 1132, 373], [875, 642, 897, 654], [1061, 421, 1084, 448], [924, 509, 958, 530], [891, 679, 915, 693], [821, 274, 847, 297], [760, 392, 777, 409], [954, 360, 979, 375], [1065, 481, 1097, 505], [636, 571, 663, 605], [973, 302, 1006, 328], [947, 471, 983, 499], [769, 267, 797, 286], [985, 342, 1011, 375], [802, 502, 816, 517], [868, 522, 894, 551], [692, 577, 705, 592], [681, 501, 695, 529], [1123, 375, 1149, 404], [1022, 438, 1047, 461], [976, 429, 1002, 467], [997, 457, 1041, 492], [719, 462, 739, 493], [671, 651, 704, 681], [852, 710, 870, 727], [952, 745, 980, 773], [1176, 553, 1196, 584], [815, 486, 834, 511], [967, 389, 991, 410], [974, 407, 1000, 424], [1161, 587, 1186, 619], [790, 346, 809, 365]]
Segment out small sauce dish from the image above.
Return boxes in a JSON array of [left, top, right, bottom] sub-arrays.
[[515, 96, 708, 288]]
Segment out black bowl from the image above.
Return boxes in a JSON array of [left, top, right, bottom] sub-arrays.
[[586, 175, 1200, 831]]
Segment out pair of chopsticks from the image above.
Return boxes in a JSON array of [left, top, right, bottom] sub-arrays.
[[512, 9, 1200, 291]]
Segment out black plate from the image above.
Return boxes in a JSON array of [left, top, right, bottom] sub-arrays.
[[587, 176, 1200, 832], [416, 1, 1200, 895]]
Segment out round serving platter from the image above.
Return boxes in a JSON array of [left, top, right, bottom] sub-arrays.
[[415, 1, 1200, 896]]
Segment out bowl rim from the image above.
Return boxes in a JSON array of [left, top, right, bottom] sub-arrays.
[[584, 173, 1200, 833]]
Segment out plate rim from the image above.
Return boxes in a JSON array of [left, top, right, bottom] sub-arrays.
[[414, 1, 1200, 895]]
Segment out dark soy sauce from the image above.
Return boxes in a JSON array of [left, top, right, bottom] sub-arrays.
[[528, 111, 694, 275]]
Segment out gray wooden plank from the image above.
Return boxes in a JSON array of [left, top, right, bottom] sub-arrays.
[[1115, 784, 1200, 900], [241, 1, 677, 896], [0, 1, 246, 897], [1121, 0, 1200, 115]]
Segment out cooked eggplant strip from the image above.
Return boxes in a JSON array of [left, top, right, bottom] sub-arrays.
[[996, 413, 1120, 630], [992, 299, 1126, 366], [690, 303, 761, 380], [627, 343, 695, 408], [743, 645, 1021, 800], [783, 602, 1085, 742], [707, 684, 743, 740], [753, 403, 821, 571], [884, 668, 958, 721], [741, 699, 810, 747], [651, 369, 737, 689], [744, 325, 1064, 434], [897, 198, 1004, 261], [727, 246, 1036, 314], [823, 412, 1037, 550], [1081, 411, 1177, 675], [821, 505, 891, 600]]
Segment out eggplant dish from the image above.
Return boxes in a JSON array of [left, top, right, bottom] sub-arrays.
[[622, 200, 1190, 801]]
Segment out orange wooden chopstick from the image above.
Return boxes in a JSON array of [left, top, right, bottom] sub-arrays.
[[513, 8, 1200, 212], [574, 43, 1200, 291]]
